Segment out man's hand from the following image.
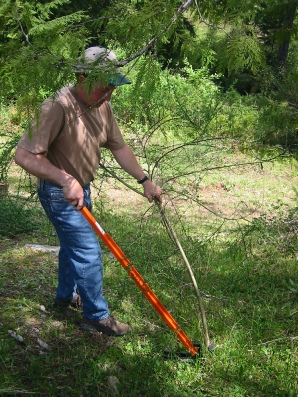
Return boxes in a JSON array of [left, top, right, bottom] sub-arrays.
[[143, 180, 162, 203], [15, 147, 85, 210], [111, 146, 163, 203], [62, 179, 84, 210]]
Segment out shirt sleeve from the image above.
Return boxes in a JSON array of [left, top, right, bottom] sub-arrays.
[[17, 100, 65, 155], [101, 102, 126, 150]]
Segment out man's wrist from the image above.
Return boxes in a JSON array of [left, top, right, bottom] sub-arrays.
[[137, 175, 150, 184], [60, 173, 76, 188]]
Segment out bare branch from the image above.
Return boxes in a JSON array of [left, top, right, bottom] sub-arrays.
[[258, 336, 298, 346], [194, 0, 230, 37], [99, 160, 212, 350], [156, 198, 211, 348], [15, 5, 32, 46], [118, 37, 156, 67], [118, 0, 195, 66], [178, 0, 195, 14], [61, 1, 194, 74]]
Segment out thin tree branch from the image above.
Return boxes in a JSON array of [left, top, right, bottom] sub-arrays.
[[15, 5, 32, 46], [178, 0, 195, 13], [258, 336, 298, 346], [118, 0, 195, 66], [155, 198, 211, 349], [99, 161, 212, 350], [71, 1, 195, 70], [194, 0, 230, 37]]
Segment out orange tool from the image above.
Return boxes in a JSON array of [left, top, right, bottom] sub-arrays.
[[80, 206, 199, 356]]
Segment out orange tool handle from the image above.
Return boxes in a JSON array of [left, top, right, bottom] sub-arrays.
[[80, 206, 198, 356]]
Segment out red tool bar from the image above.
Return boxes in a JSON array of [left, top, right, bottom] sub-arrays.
[[80, 206, 198, 356]]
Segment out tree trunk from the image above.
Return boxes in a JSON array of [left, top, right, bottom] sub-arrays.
[[276, 2, 297, 69]]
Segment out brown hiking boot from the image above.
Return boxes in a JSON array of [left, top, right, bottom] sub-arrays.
[[79, 315, 130, 337]]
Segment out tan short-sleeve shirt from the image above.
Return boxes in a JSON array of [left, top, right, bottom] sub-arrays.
[[17, 86, 126, 186]]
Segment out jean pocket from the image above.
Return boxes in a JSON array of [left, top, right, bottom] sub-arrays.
[[49, 190, 65, 202]]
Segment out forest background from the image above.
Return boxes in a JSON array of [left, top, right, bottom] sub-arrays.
[[0, 1, 297, 396]]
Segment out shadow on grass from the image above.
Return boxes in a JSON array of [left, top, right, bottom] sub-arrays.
[[0, 296, 204, 397]]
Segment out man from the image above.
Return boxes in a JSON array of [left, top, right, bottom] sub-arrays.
[[15, 46, 162, 337]]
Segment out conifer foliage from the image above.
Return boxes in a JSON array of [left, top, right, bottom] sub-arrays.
[[1, 0, 297, 115], [0, 0, 297, 148], [0, 0, 88, 123]]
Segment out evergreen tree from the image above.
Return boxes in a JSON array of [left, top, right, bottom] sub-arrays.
[[0, 0, 297, 111]]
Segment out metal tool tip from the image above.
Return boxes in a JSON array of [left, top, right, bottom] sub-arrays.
[[208, 340, 215, 352]]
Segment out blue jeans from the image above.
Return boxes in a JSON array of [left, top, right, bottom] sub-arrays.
[[38, 179, 109, 321]]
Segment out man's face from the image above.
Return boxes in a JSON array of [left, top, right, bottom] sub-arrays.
[[78, 77, 116, 107], [89, 81, 116, 106]]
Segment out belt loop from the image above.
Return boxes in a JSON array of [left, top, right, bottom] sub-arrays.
[[39, 178, 44, 190]]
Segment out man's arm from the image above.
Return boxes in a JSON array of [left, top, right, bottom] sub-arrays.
[[110, 144, 162, 203], [14, 147, 85, 209]]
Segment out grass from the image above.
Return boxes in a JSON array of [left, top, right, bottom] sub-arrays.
[[0, 153, 297, 396]]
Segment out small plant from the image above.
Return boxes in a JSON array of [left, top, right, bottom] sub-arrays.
[[0, 196, 46, 237], [288, 279, 298, 295], [0, 105, 22, 194], [0, 133, 20, 184]]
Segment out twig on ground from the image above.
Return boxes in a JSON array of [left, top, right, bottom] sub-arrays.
[[258, 336, 298, 346], [155, 200, 211, 349]]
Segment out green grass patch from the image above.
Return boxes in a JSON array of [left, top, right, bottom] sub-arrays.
[[0, 154, 297, 396]]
